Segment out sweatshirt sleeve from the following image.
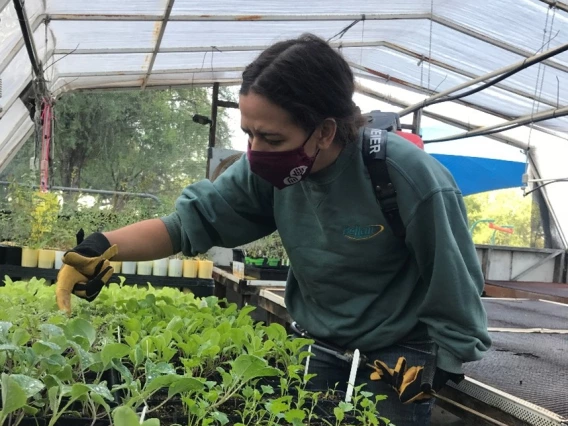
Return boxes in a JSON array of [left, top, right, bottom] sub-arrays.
[[404, 188, 492, 374], [160, 154, 276, 256]]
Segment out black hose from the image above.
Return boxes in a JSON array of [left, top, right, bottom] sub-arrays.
[[406, 42, 568, 115]]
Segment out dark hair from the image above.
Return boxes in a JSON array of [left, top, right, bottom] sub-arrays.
[[240, 33, 364, 146]]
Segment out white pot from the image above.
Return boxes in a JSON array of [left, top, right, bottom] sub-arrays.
[[54, 251, 65, 269], [153, 258, 168, 276], [137, 261, 153, 275], [168, 259, 183, 277], [122, 261, 137, 274]]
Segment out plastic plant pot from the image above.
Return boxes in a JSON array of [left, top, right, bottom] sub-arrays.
[[197, 260, 214, 279], [21, 248, 39, 267], [153, 258, 168, 276], [183, 259, 198, 278], [54, 250, 65, 269], [137, 261, 153, 275], [38, 249, 55, 268], [168, 258, 183, 277], [122, 261, 136, 274], [110, 261, 122, 274]]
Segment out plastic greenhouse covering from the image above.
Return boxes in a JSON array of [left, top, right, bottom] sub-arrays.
[[1, 0, 568, 246]]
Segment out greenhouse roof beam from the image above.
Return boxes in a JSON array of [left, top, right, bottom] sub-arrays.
[[45, 12, 568, 74], [538, 0, 568, 13], [141, 0, 176, 89]]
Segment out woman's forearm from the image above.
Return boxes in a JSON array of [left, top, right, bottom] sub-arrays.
[[103, 218, 174, 261]]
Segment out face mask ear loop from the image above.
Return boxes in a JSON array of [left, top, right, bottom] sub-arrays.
[[303, 128, 319, 159]]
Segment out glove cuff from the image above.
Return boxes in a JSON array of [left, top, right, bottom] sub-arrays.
[[68, 231, 112, 258]]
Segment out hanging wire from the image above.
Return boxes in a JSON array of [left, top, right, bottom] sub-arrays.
[[409, 39, 568, 113], [359, 15, 366, 66], [419, 55, 424, 88], [525, 5, 557, 192], [528, 7, 556, 144], [427, 0, 434, 91], [189, 49, 211, 115], [327, 15, 365, 43], [524, 178, 568, 196]]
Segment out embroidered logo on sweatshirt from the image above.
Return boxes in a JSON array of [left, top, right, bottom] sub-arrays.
[[343, 225, 384, 240]]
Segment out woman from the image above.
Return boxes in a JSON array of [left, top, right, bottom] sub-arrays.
[[56, 33, 491, 425]]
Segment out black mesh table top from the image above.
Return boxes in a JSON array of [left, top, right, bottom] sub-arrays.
[[462, 299, 568, 419], [484, 298, 568, 330]]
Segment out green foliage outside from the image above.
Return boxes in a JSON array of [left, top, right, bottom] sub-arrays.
[[1, 87, 234, 210], [464, 188, 543, 248]]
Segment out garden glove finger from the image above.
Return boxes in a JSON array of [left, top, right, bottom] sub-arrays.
[[370, 356, 432, 404]]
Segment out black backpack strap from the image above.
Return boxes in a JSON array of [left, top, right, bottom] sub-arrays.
[[361, 128, 406, 239]]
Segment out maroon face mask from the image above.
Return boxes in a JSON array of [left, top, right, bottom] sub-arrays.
[[247, 130, 319, 190]]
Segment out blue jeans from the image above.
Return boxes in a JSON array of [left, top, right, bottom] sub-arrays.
[[301, 340, 437, 426]]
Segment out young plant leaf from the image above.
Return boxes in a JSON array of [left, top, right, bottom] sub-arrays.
[[71, 383, 90, 399], [168, 377, 204, 398], [334, 406, 345, 423], [265, 397, 290, 416], [261, 385, 274, 395], [22, 404, 39, 415], [90, 393, 111, 414], [39, 324, 64, 338], [101, 343, 130, 366], [65, 318, 96, 349], [231, 354, 281, 383], [11, 328, 31, 346], [145, 360, 176, 383], [144, 374, 180, 393], [112, 405, 142, 425], [0, 322, 12, 339], [211, 411, 229, 425], [88, 383, 114, 401], [55, 364, 73, 382], [0, 343, 19, 351], [284, 409, 306, 423], [10, 374, 45, 398], [1, 373, 27, 414]]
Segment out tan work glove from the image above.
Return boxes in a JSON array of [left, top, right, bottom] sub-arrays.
[[55, 230, 118, 314], [371, 356, 461, 404]]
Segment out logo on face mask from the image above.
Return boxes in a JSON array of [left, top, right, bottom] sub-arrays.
[[283, 166, 308, 186]]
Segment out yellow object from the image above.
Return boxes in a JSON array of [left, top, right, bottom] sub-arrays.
[[183, 259, 198, 278], [55, 245, 118, 314], [38, 249, 55, 268], [21, 248, 39, 267], [110, 261, 122, 274], [29, 192, 60, 248], [197, 260, 213, 279]]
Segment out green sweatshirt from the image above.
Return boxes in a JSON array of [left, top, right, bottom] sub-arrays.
[[162, 133, 491, 374]]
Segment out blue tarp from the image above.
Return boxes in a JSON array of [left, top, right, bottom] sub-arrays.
[[431, 154, 525, 196]]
